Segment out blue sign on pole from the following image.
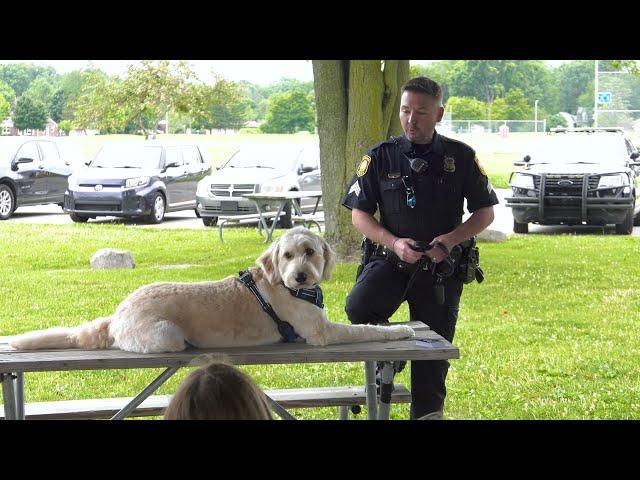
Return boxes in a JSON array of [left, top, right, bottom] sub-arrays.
[[598, 92, 612, 104]]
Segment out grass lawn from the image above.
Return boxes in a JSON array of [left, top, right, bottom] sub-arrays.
[[1, 224, 639, 419]]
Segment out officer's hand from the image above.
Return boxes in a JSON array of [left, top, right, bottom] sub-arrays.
[[428, 234, 455, 263], [392, 238, 424, 264]]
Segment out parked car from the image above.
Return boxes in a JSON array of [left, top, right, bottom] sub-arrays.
[[505, 127, 640, 234], [196, 143, 321, 227], [64, 140, 211, 223], [0, 136, 85, 220]]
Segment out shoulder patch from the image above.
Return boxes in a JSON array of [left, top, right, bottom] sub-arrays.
[[356, 155, 372, 177], [474, 155, 487, 176]]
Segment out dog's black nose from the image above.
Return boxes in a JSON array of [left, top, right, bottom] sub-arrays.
[[295, 272, 307, 284]]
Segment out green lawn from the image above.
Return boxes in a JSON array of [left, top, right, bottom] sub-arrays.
[[1, 224, 639, 419]]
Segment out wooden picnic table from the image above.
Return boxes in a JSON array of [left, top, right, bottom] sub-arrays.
[[242, 190, 323, 242], [0, 321, 458, 420]]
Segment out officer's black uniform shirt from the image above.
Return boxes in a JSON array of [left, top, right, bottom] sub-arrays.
[[342, 131, 499, 242]]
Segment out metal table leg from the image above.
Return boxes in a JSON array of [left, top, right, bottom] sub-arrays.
[[364, 361, 377, 420], [1, 373, 18, 420], [15, 373, 25, 420], [111, 366, 181, 420], [264, 394, 297, 420], [377, 362, 396, 420]]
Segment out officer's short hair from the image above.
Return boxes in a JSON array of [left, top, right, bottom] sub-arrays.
[[401, 76, 443, 107]]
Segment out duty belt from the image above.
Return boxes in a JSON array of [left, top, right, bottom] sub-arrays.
[[373, 245, 429, 276]]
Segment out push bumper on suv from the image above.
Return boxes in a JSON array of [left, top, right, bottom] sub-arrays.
[[64, 186, 156, 218], [196, 183, 281, 218], [505, 173, 633, 225]]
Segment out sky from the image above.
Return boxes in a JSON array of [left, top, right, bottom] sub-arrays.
[[0, 60, 570, 86]]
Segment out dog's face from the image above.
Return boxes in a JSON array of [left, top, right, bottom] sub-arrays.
[[258, 227, 336, 289]]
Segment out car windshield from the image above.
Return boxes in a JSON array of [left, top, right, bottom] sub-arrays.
[[92, 144, 163, 169], [224, 146, 302, 171], [527, 135, 630, 165], [0, 139, 24, 163]]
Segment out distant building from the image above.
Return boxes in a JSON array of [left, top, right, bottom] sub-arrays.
[[0, 117, 60, 137], [1, 118, 18, 136]]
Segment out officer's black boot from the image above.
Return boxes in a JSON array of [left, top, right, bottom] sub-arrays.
[[375, 360, 407, 393]]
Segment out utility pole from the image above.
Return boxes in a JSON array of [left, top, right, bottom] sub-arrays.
[[594, 60, 599, 128]]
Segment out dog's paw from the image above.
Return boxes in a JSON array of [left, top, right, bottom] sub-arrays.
[[386, 325, 415, 339]]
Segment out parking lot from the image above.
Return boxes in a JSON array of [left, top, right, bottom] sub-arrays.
[[3, 189, 639, 236]]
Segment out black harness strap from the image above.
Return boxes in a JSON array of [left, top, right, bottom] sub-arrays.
[[237, 270, 300, 343], [282, 282, 324, 309]]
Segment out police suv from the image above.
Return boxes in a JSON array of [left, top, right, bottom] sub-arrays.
[[505, 128, 640, 234]]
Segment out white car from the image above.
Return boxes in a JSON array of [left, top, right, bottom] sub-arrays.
[[196, 143, 321, 227]]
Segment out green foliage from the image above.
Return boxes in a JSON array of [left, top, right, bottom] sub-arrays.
[[0, 94, 9, 120], [0, 63, 57, 97], [261, 88, 315, 133], [22, 76, 57, 117], [0, 80, 15, 107], [498, 88, 532, 120], [554, 61, 594, 114], [446, 96, 487, 119], [58, 119, 74, 135], [190, 76, 250, 132], [546, 113, 568, 130], [12, 95, 47, 131]]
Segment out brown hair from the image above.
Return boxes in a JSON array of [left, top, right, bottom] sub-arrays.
[[401, 76, 444, 106], [164, 359, 273, 420]]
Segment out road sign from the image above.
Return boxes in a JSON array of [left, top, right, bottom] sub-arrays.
[[598, 92, 612, 104]]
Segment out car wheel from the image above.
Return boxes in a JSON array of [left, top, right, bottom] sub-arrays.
[[148, 193, 166, 224], [513, 219, 528, 234], [202, 216, 218, 227], [634, 209, 640, 227], [615, 208, 634, 235], [69, 213, 89, 223], [0, 184, 15, 220]]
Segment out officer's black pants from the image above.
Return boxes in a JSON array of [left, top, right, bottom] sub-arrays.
[[345, 257, 463, 419]]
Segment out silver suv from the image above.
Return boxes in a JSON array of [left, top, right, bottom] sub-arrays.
[[196, 143, 321, 227]]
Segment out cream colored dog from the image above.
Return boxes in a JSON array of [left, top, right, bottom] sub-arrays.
[[10, 227, 414, 353]]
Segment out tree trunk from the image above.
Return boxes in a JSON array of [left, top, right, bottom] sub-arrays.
[[313, 60, 409, 258]]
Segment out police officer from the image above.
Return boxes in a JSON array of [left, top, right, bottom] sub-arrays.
[[342, 76, 499, 419]]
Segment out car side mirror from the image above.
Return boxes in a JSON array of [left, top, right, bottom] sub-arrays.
[[161, 161, 180, 173], [630, 152, 640, 160], [523, 155, 531, 163], [298, 165, 315, 174], [11, 157, 34, 171]]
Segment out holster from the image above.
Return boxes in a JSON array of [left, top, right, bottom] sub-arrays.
[[454, 237, 484, 284], [356, 237, 376, 280]]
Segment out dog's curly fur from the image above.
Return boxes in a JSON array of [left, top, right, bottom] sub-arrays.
[[10, 227, 414, 353]]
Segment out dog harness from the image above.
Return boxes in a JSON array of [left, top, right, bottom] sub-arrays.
[[237, 270, 300, 343]]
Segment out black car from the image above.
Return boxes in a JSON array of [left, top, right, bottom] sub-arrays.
[[0, 137, 82, 220], [505, 128, 640, 234], [64, 141, 211, 223]]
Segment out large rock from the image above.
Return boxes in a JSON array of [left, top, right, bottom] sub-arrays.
[[90, 249, 136, 269], [477, 229, 508, 243]]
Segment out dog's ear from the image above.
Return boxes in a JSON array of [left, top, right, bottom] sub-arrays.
[[257, 241, 281, 284], [320, 236, 337, 281]]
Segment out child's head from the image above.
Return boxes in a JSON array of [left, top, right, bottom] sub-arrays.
[[164, 358, 272, 420]]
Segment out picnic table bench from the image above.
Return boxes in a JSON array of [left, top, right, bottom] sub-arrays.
[[0, 322, 458, 420]]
